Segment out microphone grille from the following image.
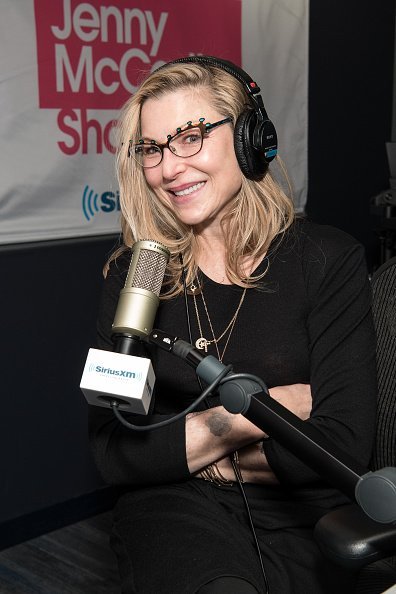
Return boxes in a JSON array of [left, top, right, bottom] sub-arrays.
[[126, 240, 170, 296]]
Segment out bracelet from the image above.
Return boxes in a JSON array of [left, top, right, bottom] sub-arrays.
[[200, 450, 244, 486], [200, 462, 234, 486]]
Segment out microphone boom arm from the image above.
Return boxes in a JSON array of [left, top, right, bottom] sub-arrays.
[[148, 330, 396, 524]]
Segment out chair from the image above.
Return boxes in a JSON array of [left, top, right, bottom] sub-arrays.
[[314, 256, 396, 593]]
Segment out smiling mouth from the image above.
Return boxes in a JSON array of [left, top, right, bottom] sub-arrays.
[[172, 182, 205, 197]]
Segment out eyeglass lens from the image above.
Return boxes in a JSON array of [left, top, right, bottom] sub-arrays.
[[132, 126, 204, 168]]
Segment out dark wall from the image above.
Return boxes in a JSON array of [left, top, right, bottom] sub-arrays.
[[306, 0, 396, 271], [0, 236, 117, 534]]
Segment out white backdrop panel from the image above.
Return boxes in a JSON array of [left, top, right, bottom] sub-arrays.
[[0, 0, 308, 244]]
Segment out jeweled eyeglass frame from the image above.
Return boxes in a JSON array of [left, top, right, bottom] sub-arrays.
[[128, 117, 232, 168]]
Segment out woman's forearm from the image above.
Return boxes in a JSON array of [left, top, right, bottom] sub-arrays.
[[199, 441, 279, 484], [185, 406, 266, 474], [186, 383, 312, 478]]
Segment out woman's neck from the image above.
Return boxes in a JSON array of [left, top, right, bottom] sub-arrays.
[[197, 245, 229, 285], [195, 233, 258, 285]]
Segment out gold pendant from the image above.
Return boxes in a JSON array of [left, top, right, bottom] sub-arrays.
[[187, 282, 202, 296], [195, 337, 209, 352]]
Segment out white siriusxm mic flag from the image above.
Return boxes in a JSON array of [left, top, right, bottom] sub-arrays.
[[80, 348, 155, 414]]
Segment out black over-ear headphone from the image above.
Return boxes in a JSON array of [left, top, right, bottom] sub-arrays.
[[158, 55, 278, 181]]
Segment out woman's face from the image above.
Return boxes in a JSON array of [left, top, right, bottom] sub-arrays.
[[139, 88, 242, 234]]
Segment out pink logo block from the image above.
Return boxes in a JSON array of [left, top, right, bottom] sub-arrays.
[[34, 0, 242, 110]]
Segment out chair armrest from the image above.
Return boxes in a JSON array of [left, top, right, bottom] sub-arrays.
[[314, 504, 396, 570]]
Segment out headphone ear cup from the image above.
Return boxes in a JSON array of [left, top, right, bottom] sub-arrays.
[[234, 110, 269, 181]]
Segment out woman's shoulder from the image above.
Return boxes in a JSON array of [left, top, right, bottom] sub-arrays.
[[291, 216, 360, 247], [281, 217, 364, 262], [269, 217, 367, 288], [100, 247, 132, 306], [105, 247, 132, 283]]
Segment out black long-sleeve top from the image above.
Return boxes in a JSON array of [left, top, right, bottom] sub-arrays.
[[88, 220, 377, 500]]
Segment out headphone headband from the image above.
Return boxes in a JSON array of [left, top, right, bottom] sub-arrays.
[[154, 55, 277, 180]]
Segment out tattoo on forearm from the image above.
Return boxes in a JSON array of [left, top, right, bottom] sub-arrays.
[[205, 412, 232, 437]]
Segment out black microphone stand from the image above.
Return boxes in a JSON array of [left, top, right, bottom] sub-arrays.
[[149, 330, 396, 525], [216, 376, 396, 524]]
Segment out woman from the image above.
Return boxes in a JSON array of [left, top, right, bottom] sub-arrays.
[[89, 57, 377, 593]]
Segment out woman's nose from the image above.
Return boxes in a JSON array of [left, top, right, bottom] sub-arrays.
[[160, 147, 187, 179]]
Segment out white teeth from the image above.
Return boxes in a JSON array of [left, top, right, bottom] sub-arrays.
[[173, 182, 205, 196]]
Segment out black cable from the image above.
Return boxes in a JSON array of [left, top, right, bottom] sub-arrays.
[[220, 372, 267, 391], [111, 363, 232, 431], [231, 457, 270, 594]]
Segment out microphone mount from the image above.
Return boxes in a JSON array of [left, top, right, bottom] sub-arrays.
[[112, 332, 147, 357]]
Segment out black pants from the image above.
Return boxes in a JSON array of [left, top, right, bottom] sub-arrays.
[[196, 576, 258, 593], [110, 479, 356, 594]]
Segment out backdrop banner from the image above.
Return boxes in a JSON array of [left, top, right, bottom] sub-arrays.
[[0, 0, 308, 245]]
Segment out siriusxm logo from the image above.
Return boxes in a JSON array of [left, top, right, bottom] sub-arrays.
[[82, 185, 120, 221], [89, 363, 142, 381]]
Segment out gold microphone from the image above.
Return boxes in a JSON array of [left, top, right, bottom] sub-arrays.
[[112, 239, 170, 339]]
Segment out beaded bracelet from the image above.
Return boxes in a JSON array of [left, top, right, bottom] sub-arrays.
[[200, 461, 233, 486], [200, 451, 244, 486]]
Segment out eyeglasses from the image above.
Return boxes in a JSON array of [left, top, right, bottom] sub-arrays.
[[129, 117, 232, 168]]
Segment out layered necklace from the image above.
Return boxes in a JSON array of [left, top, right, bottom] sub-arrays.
[[189, 277, 247, 362]]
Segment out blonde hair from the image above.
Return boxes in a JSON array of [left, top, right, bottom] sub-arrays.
[[110, 61, 295, 297]]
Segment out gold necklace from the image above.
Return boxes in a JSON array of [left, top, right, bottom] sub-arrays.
[[190, 278, 247, 362]]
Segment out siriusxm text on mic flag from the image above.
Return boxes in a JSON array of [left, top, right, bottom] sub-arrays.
[[80, 348, 155, 414]]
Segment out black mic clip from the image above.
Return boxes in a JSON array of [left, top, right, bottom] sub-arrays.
[[113, 332, 147, 356]]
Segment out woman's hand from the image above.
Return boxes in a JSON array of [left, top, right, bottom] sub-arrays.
[[200, 442, 280, 485], [186, 407, 266, 474], [268, 383, 312, 420]]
